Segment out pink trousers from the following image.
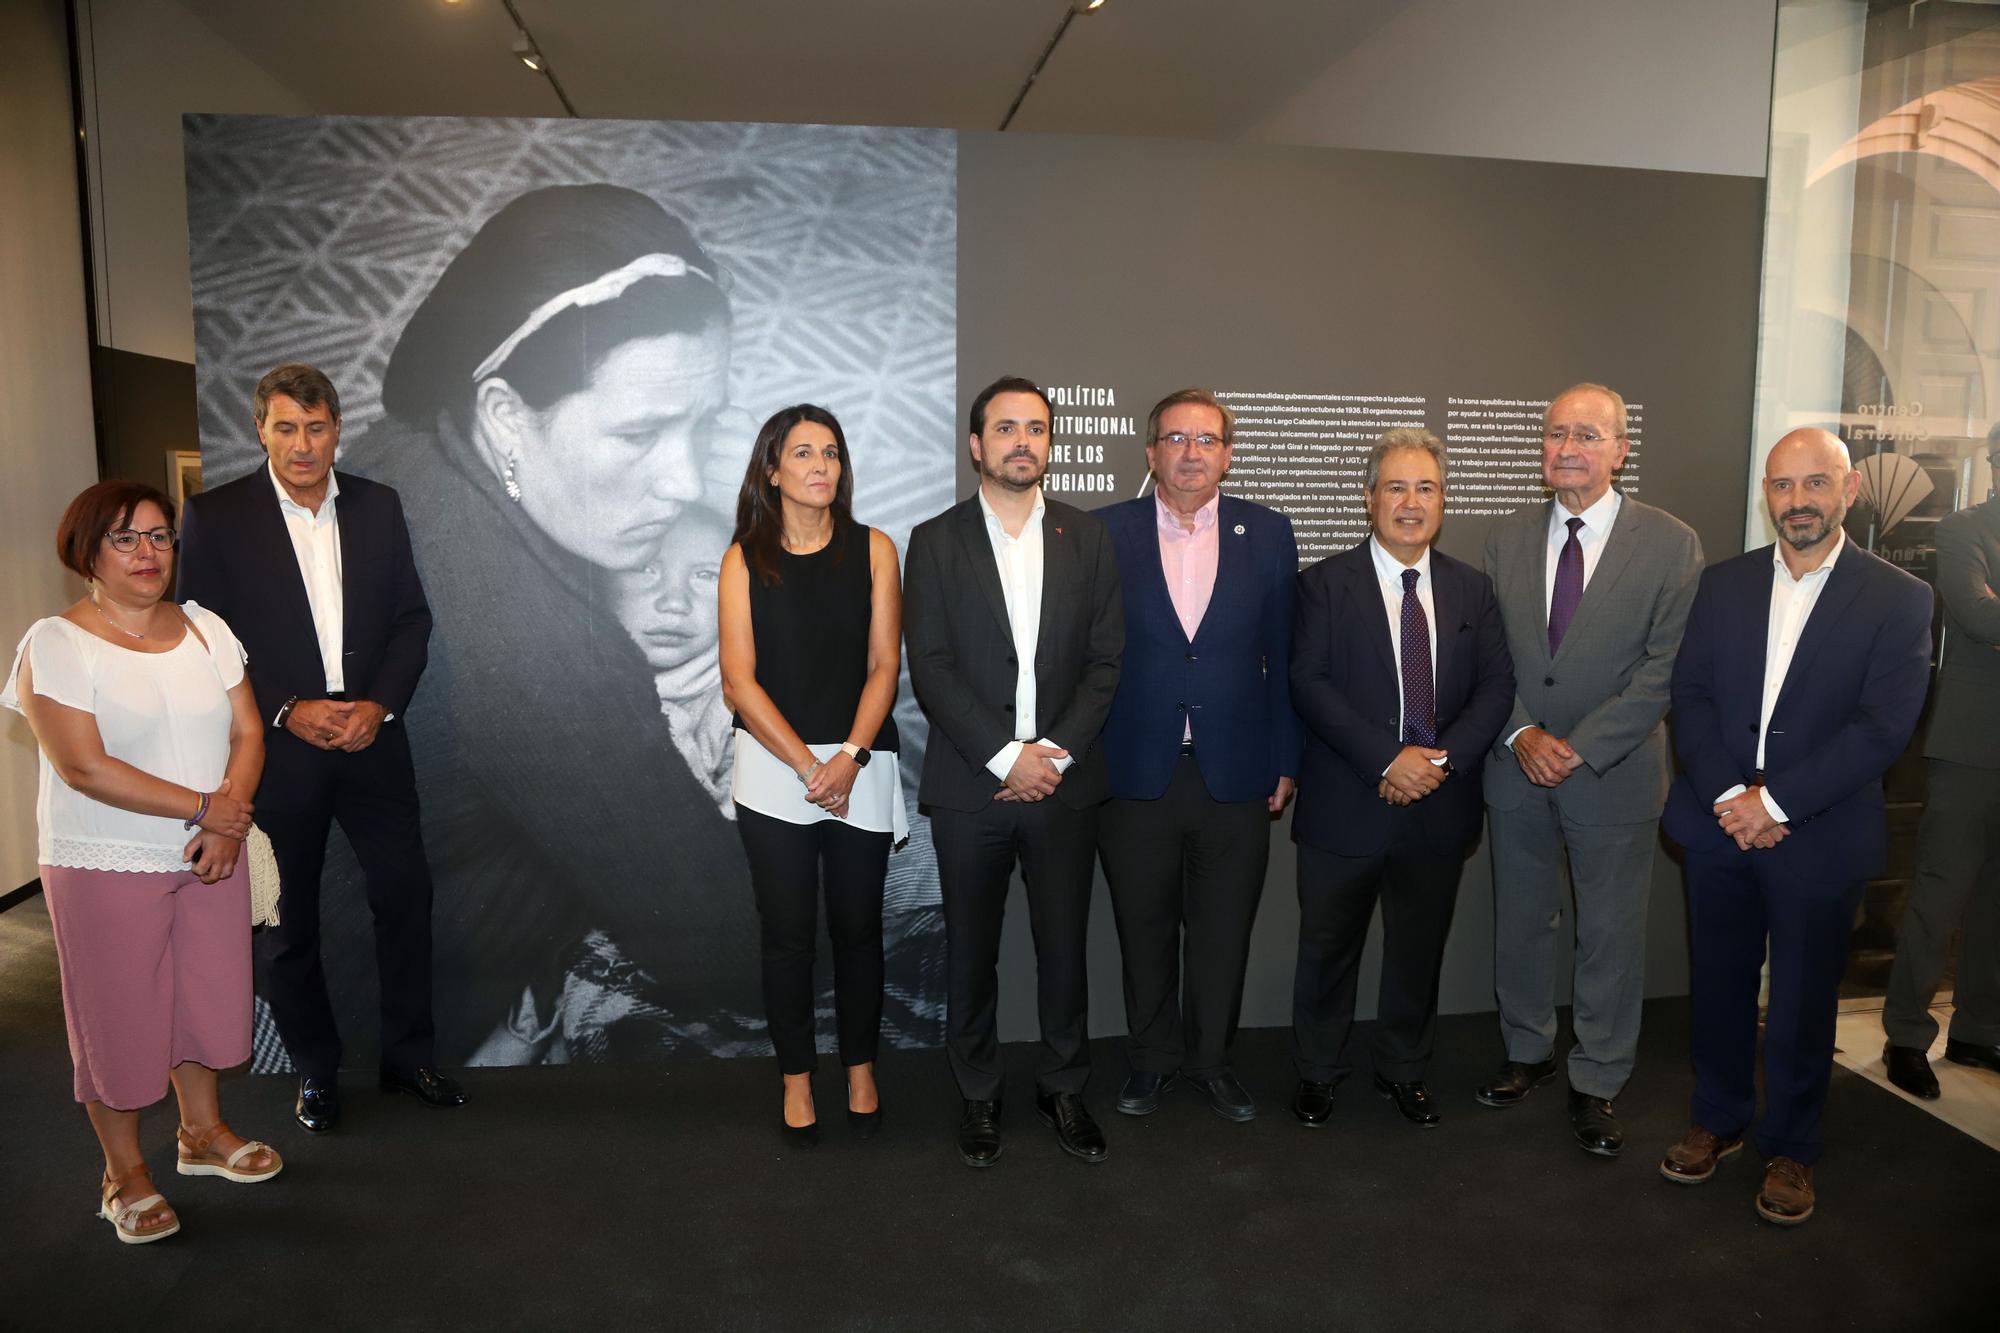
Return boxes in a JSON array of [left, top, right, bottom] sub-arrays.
[[40, 859, 253, 1110]]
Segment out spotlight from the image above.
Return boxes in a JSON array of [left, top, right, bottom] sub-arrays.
[[1073, 0, 1108, 11], [513, 31, 544, 72]]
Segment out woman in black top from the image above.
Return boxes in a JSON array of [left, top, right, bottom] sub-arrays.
[[719, 404, 904, 1144]]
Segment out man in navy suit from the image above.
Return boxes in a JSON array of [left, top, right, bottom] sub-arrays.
[[1660, 428, 1931, 1225], [1096, 388, 1301, 1123], [1288, 430, 1514, 1127], [179, 363, 463, 1133]]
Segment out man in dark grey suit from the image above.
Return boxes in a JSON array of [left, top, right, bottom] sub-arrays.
[[903, 375, 1124, 1168], [1477, 383, 1702, 1156], [1882, 424, 2000, 1097]]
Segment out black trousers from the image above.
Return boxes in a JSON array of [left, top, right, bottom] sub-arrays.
[[1884, 758, 2000, 1048], [1291, 819, 1465, 1084], [735, 805, 890, 1074], [1099, 755, 1271, 1078], [931, 797, 1097, 1101], [256, 726, 435, 1080]]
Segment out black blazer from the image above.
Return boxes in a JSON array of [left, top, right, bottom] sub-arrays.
[[903, 494, 1123, 813], [1926, 494, 2000, 769], [1290, 541, 1515, 858], [1664, 541, 1932, 874], [177, 467, 433, 802]]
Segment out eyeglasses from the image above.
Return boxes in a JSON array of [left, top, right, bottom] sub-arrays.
[[105, 527, 178, 552], [1155, 432, 1227, 452], [1542, 427, 1616, 446]]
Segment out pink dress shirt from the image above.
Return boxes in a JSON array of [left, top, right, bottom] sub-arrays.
[[1156, 489, 1221, 741]]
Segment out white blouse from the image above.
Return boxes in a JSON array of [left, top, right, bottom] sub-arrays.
[[2, 603, 247, 872], [732, 729, 910, 842]]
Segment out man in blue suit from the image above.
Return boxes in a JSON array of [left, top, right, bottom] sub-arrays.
[[1660, 428, 1932, 1226], [1288, 430, 1514, 1127], [1096, 388, 1301, 1122]]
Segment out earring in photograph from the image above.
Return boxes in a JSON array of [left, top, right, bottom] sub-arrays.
[[503, 451, 522, 503]]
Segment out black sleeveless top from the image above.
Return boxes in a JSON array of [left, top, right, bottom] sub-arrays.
[[741, 517, 898, 752]]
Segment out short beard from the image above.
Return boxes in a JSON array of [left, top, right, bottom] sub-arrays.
[[1773, 506, 1839, 551], [982, 454, 1045, 493]]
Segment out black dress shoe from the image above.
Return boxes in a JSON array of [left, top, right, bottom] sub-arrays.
[[1474, 1058, 1558, 1107], [1292, 1079, 1336, 1127], [1373, 1073, 1441, 1127], [295, 1075, 339, 1134], [1568, 1090, 1623, 1157], [1883, 1043, 1940, 1099], [1185, 1072, 1257, 1123], [1944, 1038, 2000, 1074], [1035, 1091, 1108, 1163], [958, 1099, 1003, 1168], [379, 1065, 468, 1108], [1116, 1069, 1178, 1117]]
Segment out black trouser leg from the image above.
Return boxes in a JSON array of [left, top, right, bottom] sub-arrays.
[[818, 818, 890, 1067], [1100, 792, 1191, 1074], [1177, 775, 1272, 1079], [738, 807, 826, 1074], [333, 729, 436, 1073], [257, 799, 341, 1079], [1291, 841, 1386, 1084], [1017, 798, 1097, 1095], [1884, 759, 2000, 1048], [1370, 838, 1466, 1082], [933, 804, 1018, 1102]]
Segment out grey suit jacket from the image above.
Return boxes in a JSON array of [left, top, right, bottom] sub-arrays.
[[1482, 493, 1703, 825], [1926, 492, 2000, 769]]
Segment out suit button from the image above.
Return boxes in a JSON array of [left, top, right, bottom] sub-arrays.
[[1006, 655, 1017, 665], [1747, 724, 1757, 733], [1185, 653, 1196, 663], [1543, 676, 1555, 687], [1003, 704, 1014, 713], [1177, 701, 1187, 711]]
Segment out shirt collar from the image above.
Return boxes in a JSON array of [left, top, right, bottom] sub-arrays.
[[1771, 526, 1845, 584], [977, 484, 1044, 537], [1553, 486, 1621, 538], [267, 460, 339, 518], [1368, 534, 1432, 585], [1154, 488, 1220, 537]]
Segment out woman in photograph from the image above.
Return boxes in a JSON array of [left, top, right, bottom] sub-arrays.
[[356, 183, 763, 1063], [4, 482, 279, 1244], [719, 405, 905, 1143]]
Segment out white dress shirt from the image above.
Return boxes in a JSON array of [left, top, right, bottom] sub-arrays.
[[1506, 486, 1625, 748], [1368, 536, 1439, 757], [1716, 529, 1847, 825], [977, 486, 1073, 781], [268, 462, 345, 705]]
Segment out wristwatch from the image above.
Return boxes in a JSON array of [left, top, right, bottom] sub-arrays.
[[840, 742, 872, 768]]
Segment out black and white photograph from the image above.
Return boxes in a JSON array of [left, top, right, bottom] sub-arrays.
[[184, 114, 956, 1067]]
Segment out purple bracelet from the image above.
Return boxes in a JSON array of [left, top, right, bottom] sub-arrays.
[[184, 790, 210, 830]]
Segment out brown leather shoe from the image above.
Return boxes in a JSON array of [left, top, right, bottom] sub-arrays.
[[1658, 1125, 1742, 1184], [1755, 1156, 1815, 1225]]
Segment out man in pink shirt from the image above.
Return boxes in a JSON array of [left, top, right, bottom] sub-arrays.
[[1096, 388, 1302, 1122]]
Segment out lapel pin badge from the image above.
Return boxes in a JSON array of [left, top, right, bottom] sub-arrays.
[[1234, 523, 1245, 535]]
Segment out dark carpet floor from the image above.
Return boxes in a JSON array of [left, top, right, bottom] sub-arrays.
[[2, 894, 1994, 1331]]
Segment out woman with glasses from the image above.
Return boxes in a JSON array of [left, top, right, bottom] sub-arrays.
[[720, 404, 905, 1143], [4, 481, 279, 1245]]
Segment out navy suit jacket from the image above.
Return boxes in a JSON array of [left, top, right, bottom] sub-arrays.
[[1291, 541, 1515, 858], [1097, 493, 1302, 803], [178, 466, 433, 806], [1663, 540, 1932, 876]]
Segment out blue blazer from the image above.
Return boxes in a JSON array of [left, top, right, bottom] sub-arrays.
[[1290, 541, 1515, 857], [1097, 493, 1301, 803], [1663, 541, 1932, 875]]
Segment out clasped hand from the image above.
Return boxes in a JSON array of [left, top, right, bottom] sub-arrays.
[[995, 742, 1067, 803], [288, 698, 386, 752], [1378, 746, 1448, 806], [1713, 789, 1788, 851], [184, 777, 247, 884], [802, 753, 857, 819], [1513, 726, 1583, 787]]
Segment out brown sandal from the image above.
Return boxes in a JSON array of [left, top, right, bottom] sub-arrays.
[[176, 1120, 283, 1183], [100, 1163, 180, 1244]]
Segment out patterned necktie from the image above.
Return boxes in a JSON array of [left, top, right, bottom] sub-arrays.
[[1400, 567, 1436, 747], [1548, 516, 1585, 655]]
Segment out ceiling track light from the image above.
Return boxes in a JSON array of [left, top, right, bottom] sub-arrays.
[[512, 31, 544, 73], [1074, 0, 1108, 11], [1002, 1, 1109, 131]]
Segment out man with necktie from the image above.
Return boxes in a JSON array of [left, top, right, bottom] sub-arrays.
[[1478, 384, 1702, 1156], [1289, 429, 1514, 1126]]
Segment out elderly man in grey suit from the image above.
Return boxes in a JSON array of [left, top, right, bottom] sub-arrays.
[[1477, 383, 1703, 1157], [1881, 423, 2000, 1098]]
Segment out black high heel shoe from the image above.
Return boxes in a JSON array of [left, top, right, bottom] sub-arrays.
[[780, 1118, 819, 1148], [847, 1106, 882, 1138]]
